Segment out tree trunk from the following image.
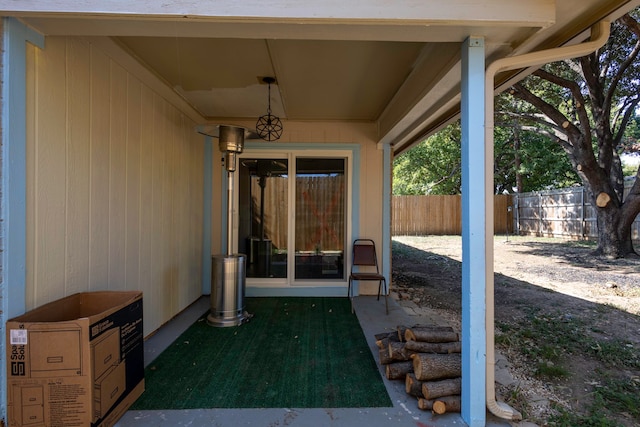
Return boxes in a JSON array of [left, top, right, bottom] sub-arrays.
[[421, 377, 462, 400], [386, 361, 413, 380], [405, 340, 461, 354], [405, 373, 424, 397], [594, 199, 638, 258], [514, 125, 523, 193], [405, 327, 458, 343], [411, 353, 461, 381], [432, 396, 462, 414]]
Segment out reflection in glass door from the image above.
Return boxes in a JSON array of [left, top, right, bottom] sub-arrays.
[[238, 158, 288, 278], [294, 158, 345, 280]]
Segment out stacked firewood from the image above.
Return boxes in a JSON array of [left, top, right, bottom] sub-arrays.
[[375, 325, 462, 414]]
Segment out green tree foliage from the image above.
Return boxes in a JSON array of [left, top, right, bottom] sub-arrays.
[[393, 114, 579, 195], [393, 123, 461, 195], [494, 111, 579, 193]]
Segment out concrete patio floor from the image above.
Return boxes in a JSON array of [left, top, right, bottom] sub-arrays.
[[115, 295, 512, 427]]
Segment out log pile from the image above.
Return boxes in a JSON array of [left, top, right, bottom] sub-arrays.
[[375, 325, 462, 414]]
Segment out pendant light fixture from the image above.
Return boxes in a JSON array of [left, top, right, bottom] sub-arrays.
[[256, 77, 283, 141]]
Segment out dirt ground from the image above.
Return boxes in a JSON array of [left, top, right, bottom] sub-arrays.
[[391, 235, 640, 426]]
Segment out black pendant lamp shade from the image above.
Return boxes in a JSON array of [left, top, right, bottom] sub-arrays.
[[256, 77, 283, 141]]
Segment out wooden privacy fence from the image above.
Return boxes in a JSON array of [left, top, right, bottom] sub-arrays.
[[392, 181, 639, 241], [392, 195, 513, 236], [514, 183, 640, 241]]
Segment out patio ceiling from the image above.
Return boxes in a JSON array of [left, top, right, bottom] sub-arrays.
[[5, 0, 640, 153]]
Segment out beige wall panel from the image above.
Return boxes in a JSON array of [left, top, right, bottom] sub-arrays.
[[26, 36, 204, 335], [89, 44, 111, 290], [138, 85, 156, 332], [359, 140, 384, 236], [34, 36, 67, 307], [151, 96, 167, 320], [161, 105, 177, 320], [125, 75, 142, 292], [109, 60, 128, 290], [212, 142, 223, 255], [66, 37, 92, 295]]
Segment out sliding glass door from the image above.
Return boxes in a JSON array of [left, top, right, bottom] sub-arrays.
[[238, 158, 288, 278], [236, 151, 349, 286], [294, 158, 345, 280]]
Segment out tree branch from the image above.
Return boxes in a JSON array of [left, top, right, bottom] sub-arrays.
[[533, 68, 592, 138], [603, 15, 640, 110], [510, 83, 585, 144]]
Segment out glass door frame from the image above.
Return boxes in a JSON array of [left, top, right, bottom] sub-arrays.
[[233, 148, 353, 289]]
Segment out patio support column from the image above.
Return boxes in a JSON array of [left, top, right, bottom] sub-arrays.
[[460, 35, 486, 427], [202, 136, 213, 295], [381, 142, 392, 285], [1, 17, 44, 421]]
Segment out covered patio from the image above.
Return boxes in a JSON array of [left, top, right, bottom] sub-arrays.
[[115, 296, 510, 427], [2, 1, 639, 426]]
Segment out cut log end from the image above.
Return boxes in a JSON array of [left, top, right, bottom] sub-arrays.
[[418, 398, 435, 411], [432, 395, 461, 414], [596, 192, 611, 207], [405, 373, 424, 397]]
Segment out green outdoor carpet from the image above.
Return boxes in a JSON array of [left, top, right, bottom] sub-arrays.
[[131, 297, 392, 409]]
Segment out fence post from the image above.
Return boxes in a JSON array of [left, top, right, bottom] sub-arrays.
[[514, 195, 519, 236], [581, 187, 586, 239], [538, 193, 543, 236]]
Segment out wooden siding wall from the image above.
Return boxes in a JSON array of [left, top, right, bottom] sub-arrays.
[[392, 195, 513, 235], [25, 37, 204, 336]]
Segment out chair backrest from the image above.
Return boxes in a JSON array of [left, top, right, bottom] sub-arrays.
[[351, 239, 379, 271]]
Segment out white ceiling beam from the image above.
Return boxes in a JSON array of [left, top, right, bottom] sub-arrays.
[[1, 0, 555, 26], [13, 18, 546, 42], [7, 0, 555, 42]]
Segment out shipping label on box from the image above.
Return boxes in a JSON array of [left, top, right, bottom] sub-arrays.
[[6, 291, 144, 427]]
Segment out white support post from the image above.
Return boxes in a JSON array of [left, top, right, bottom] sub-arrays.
[[460, 35, 486, 427], [381, 143, 392, 285], [1, 17, 45, 422]]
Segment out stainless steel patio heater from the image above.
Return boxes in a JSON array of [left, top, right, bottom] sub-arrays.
[[207, 125, 252, 327]]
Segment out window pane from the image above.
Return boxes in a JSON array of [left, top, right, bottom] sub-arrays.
[[238, 159, 288, 278], [294, 158, 345, 280]]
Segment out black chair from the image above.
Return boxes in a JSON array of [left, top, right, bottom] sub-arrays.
[[347, 239, 388, 314]]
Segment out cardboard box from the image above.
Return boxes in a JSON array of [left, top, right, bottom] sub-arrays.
[[6, 291, 144, 427]]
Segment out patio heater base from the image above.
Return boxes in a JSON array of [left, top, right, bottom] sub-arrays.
[[207, 254, 252, 327], [206, 311, 252, 327]]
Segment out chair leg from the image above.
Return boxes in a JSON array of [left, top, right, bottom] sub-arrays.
[[383, 279, 388, 315], [377, 279, 388, 315], [348, 278, 354, 313]]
